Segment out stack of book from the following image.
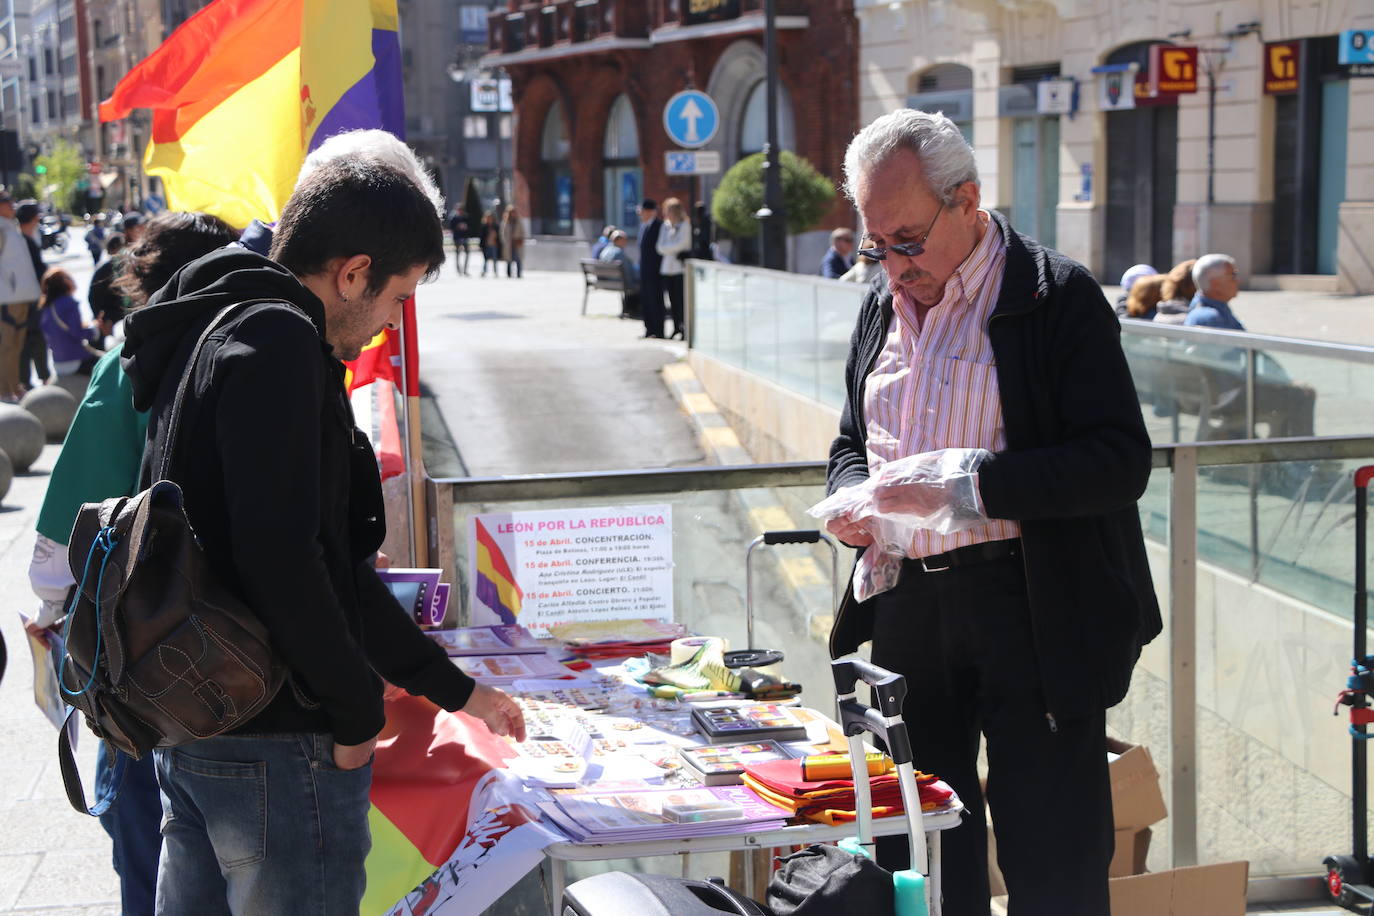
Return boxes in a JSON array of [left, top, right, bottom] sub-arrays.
[[549, 618, 688, 660], [539, 783, 789, 842], [428, 625, 544, 656]]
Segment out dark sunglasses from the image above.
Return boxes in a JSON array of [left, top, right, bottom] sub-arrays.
[[857, 204, 944, 261]]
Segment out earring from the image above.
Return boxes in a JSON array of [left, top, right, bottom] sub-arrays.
[[339, 292, 349, 302]]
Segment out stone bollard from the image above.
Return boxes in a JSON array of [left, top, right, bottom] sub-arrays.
[[21, 386, 79, 442], [0, 403, 45, 472], [0, 447, 11, 504], [53, 373, 91, 402]]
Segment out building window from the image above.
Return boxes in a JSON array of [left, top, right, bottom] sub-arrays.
[[27, 56, 36, 82], [463, 115, 488, 139], [29, 95, 39, 123], [499, 114, 512, 140], [539, 100, 572, 235], [63, 92, 79, 119], [44, 48, 53, 75], [602, 94, 641, 236], [47, 89, 57, 119], [61, 53, 75, 77]]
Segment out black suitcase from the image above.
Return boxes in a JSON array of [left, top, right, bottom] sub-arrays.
[[561, 872, 770, 916]]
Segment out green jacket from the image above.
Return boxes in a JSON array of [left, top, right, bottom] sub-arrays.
[[36, 344, 148, 544]]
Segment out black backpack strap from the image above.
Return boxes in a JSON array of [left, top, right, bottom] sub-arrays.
[[154, 299, 285, 483], [58, 709, 128, 816]]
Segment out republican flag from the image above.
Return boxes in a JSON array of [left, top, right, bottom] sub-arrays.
[[475, 519, 524, 625], [99, 0, 403, 228]]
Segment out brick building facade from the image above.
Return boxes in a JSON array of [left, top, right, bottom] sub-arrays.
[[483, 0, 858, 269]]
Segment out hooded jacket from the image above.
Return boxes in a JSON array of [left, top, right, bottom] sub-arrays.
[[122, 248, 473, 745], [827, 210, 1162, 721]]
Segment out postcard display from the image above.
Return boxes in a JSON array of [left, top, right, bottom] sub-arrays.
[[468, 506, 674, 636]]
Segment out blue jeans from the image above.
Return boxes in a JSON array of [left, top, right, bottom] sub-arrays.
[[154, 733, 373, 916], [97, 742, 163, 916]]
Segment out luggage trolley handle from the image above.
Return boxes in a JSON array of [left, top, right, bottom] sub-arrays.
[[743, 530, 840, 654], [830, 659, 929, 880]]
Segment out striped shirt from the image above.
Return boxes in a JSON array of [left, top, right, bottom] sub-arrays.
[[862, 210, 1021, 559]]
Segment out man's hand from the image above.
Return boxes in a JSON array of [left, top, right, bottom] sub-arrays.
[[825, 515, 874, 548], [463, 683, 527, 743], [333, 736, 378, 770], [873, 481, 946, 517]]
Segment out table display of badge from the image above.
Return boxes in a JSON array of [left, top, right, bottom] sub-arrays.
[[691, 704, 809, 744], [677, 740, 802, 786]]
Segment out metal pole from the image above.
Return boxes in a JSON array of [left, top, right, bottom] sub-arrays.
[[1206, 65, 1216, 207], [1169, 445, 1199, 868], [1355, 474, 1369, 865], [761, 0, 786, 270]]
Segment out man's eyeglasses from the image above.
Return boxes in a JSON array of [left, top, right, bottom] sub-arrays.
[[857, 204, 944, 261]]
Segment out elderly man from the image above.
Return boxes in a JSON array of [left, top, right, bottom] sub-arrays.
[[1184, 253, 1243, 330], [598, 229, 639, 288], [820, 227, 856, 278], [825, 109, 1160, 916]]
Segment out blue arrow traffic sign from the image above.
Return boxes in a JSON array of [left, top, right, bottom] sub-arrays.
[[663, 90, 719, 149]]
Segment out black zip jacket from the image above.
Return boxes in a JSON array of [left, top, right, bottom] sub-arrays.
[[827, 210, 1162, 720], [122, 248, 474, 745]]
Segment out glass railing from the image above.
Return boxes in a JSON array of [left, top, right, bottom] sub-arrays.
[[430, 436, 1374, 903], [689, 262, 1374, 628]]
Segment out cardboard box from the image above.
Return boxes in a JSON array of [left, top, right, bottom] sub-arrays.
[[1109, 860, 1249, 916], [1109, 826, 1151, 878], [1107, 737, 1168, 832]]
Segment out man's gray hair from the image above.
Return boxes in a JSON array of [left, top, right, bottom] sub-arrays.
[[843, 109, 978, 205], [1192, 253, 1237, 292], [299, 129, 444, 219]]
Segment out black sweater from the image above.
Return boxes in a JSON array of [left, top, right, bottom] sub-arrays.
[[827, 210, 1162, 719], [122, 249, 474, 744]]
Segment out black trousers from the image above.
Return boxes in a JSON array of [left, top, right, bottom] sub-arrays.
[[662, 273, 685, 337], [869, 552, 1113, 916], [640, 274, 665, 337]]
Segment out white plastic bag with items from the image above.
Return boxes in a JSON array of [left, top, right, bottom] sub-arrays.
[[808, 448, 992, 601]]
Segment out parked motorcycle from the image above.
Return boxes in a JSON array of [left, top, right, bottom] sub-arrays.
[[39, 213, 69, 253]]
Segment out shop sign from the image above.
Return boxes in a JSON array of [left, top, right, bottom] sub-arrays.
[[471, 78, 513, 113], [459, 5, 488, 45], [683, 0, 740, 26], [1149, 45, 1199, 95], [1339, 29, 1374, 76], [1036, 77, 1076, 115], [1093, 63, 1137, 110], [1263, 41, 1300, 94]]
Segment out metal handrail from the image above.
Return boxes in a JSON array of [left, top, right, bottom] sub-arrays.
[[433, 437, 1374, 500], [1121, 316, 1374, 365]]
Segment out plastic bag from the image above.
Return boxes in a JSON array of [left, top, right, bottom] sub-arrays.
[[808, 448, 992, 601]]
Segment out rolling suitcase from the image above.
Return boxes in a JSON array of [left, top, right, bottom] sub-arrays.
[[766, 658, 937, 916]]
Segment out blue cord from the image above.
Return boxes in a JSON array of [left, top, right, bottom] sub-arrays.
[[58, 526, 120, 698]]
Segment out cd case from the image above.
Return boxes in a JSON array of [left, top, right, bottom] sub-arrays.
[[677, 740, 800, 786], [690, 704, 808, 745]]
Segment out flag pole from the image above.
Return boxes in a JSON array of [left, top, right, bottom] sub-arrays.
[[399, 296, 427, 567]]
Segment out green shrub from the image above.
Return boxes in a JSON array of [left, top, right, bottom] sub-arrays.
[[710, 150, 836, 239]]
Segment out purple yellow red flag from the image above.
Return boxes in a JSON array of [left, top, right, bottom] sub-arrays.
[[475, 518, 525, 625], [100, 0, 402, 229]]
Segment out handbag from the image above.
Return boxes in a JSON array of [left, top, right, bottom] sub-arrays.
[[56, 300, 289, 815]]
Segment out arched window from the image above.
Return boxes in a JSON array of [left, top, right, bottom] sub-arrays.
[[737, 81, 794, 157], [539, 100, 572, 235], [602, 95, 642, 237], [907, 63, 974, 143]]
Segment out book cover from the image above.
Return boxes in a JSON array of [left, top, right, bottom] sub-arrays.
[[678, 740, 800, 786], [691, 704, 808, 744]]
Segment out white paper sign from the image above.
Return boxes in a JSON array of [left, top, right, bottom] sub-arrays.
[[469, 505, 673, 636]]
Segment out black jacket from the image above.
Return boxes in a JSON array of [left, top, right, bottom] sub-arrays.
[[122, 249, 474, 744], [827, 210, 1161, 719], [639, 217, 663, 282]]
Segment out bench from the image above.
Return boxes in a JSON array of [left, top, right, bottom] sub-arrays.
[[580, 259, 639, 319]]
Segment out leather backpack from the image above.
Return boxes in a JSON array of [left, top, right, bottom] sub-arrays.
[[57, 301, 288, 814]]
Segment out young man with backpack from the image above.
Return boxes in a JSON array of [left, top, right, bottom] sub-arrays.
[[118, 156, 524, 913]]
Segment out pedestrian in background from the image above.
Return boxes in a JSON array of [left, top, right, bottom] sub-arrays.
[[638, 198, 665, 338], [0, 190, 40, 400], [1185, 253, 1243, 330], [26, 210, 239, 916], [691, 202, 714, 261], [38, 267, 102, 378], [90, 233, 128, 341], [480, 210, 501, 276], [501, 204, 524, 278], [826, 109, 1159, 916], [17, 201, 51, 390], [598, 230, 639, 288], [448, 205, 472, 276], [820, 227, 856, 278], [86, 212, 108, 266], [838, 246, 880, 286], [591, 224, 616, 261], [656, 197, 691, 340]]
